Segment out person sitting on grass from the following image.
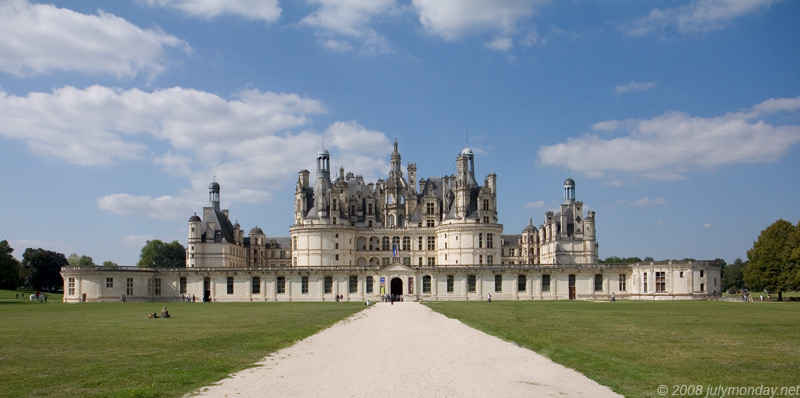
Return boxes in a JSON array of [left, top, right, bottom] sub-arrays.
[[148, 312, 158, 318]]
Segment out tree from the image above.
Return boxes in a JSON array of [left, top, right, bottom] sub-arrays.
[[138, 240, 186, 268], [744, 219, 799, 301], [20, 248, 67, 291], [102, 260, 119, 268], [0, 240, 22, 289], [67, 253, 96, 267], [721, 258, 746, 292]]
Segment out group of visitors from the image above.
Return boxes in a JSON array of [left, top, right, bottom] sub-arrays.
[[148, 307, 171, 318], [382, 294, 402, 304], [334, 294, 344, 302], [181, 294, 197, 303]]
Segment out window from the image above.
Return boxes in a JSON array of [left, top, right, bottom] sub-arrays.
[[518, 275, 526, 292], [227, 277, 234, 294], [619, 274, 627, 291], [302, 276, 309, 294], [479, 233, 483, 248], [594, 274, 603, 291], [127, 278, 133, 295], [447, 275, 454, 293], [483, 199, 489, 211], [427, 236, 435, 250], [487, 233, 494, 248], [153, 278, 161, 295], [402, 236, 410, 251], [392, 237, 400, 252], [277, 276, 286, 294], [68, 278, 75, 295], [418, 237, 423, 250], [542, 275, 551, 292], [382, 257, 390, 266], [180, 277, 187, 294], [509, 248, 515, 256], [280, 251, 286, 259], [484, 216, 489, 223], [467, 275, 476, 292], [408, 277, 414, 294], [106, 278, 113, 288], [252, 277, 261, 294], [147, 279, 153, 295], [700, 270, 704, 278], [382, 237, 390, 251], [423, 275, 431, 293], [403, 257, 411, 266], [324, 276, 333, 294], [426, 202, 435, 214], [366, 276, 373, 293], [494, 275, 502, 292], [679, 271, 684, 278], [479, 255, 483, 265], [418, 257, 423, 265], [643, 273, 648, 293], [427, 257, 435, 265], [656, 272, 666, 293], [349, 276, 357, 293], [700, 283, 705, 292], [292, 236, 297, 249]]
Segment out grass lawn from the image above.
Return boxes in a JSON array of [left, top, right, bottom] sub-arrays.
[[0, 294, 364, 398], [426, 300, 800, 398]]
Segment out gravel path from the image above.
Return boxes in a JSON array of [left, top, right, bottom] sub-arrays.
[[190, 302, 621, 397]]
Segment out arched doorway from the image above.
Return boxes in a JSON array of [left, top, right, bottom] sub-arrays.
[[390, 277, 403, 297]]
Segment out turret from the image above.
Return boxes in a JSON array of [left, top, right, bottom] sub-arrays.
[[564, 178, 575, 204], [209, 181, 221, 211]]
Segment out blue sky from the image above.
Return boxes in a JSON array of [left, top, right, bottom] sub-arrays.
[[1, 0, 798, 266]]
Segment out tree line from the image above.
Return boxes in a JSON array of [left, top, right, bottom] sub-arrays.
[[0, 239, 185, 291]]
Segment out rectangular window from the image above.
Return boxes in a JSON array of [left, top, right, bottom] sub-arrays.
[[349, 276, 357, 293], [402, 237, 410, 251], [418, 257, 423, 265], [366, 276, 373, 293], [418, 237, 423, 250], [594, 274, 603, 291], [227, 277, 234, 294], [154, 278, 162, 296], [447, 275, 454, 293], [426, 219, 435, 227], [277, 276, 286, 294], [402, 257, 411, 266], [656, 272, 666, 293], [487, 255, 494, 264], [487, 233, 493, 248], [518, 275, 526, 292], [542, 275, 551, 292], [179, 277, 187, 294], [700, 283, 705, 292], [494, 275, 502, 292], [427, 257, 435, 265], [147, 279, 153, 295], [302, 276, 309, 294], [619, 274, 626, 292], [106, 278, 113, 288], [643, 272, 648, 293], [324, 276, 333, 294], [252, 277, 261, 294], [679, 271, 684, 278], [68, 278, 75, 295], [382, 257, 390, 266], [423, 275, 431, 293], [127, 278, 133, 296], [700, 270, 704, 278], [467, 275, 476, 292], [483, 199, 489, 211], [427, 236, 435, 250], [479, 233, 483, 248], [479, 255, 483, 265]]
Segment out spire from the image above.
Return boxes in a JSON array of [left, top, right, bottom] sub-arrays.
[[209, 180, 221, 211]]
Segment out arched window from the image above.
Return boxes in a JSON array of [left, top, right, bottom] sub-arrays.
[[423, 275, 432, 293], [392, 236, 400, 251], [382, 236, 390, 251]]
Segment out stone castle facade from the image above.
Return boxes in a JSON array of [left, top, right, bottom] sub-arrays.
[[61, 141, 720, 303]]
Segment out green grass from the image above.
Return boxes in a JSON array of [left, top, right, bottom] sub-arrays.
[[0, 297, 364, 397], [0, 289, 62, 301], [426, 300, 800, 398]]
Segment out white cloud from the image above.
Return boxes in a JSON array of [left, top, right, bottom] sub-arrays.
[[614, 81, 656, 94], [628, 0, 781, 35], [121, 235, 156, 247], [524, 201, 545, 209], [140, 0, 281, 22], [413, 0, 544, 42], [301, 0, 397, 53], [0, 0, 187, 78], [486, 36, 513, 51], [617, 197, 667, 207], [0, 84, 393, 218], [537, 96, 800, 181]]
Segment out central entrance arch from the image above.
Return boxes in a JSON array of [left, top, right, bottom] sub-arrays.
[[390, 277, 403, 296]]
